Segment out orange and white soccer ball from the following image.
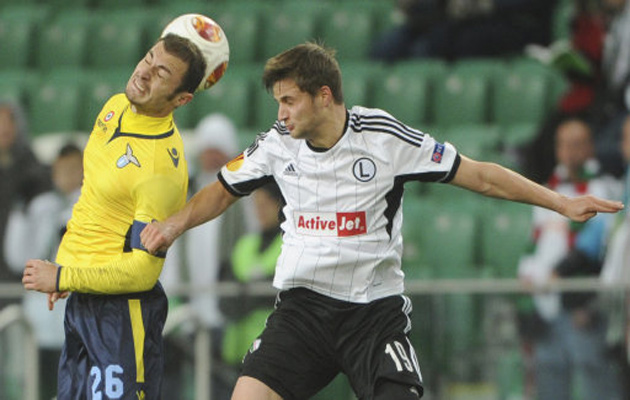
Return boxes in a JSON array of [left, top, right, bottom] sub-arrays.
[[161, 13, 229, 92]]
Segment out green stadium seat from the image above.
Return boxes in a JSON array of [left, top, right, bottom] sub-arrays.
[[392, 60, 449, 126], [439, 292, 482, 373], [402, 198, 479, 279], [0, 70, 37, 104], [0, 0, 36, 5], [433, 64, 493, 127], [80, 68, 130, 132], [28, 69, 86, 136], [372, 67, 430, 127], [236, 128, 262, 151], [86, 10, 149, 69], [45, 0, 90, 9], [492, 65, 550, 127], [361, 0, 399, 35], [92, 0, 146, 8], [172, 102, 196, 131], [552, 0, 575, 41], [320, 4, 372, 60], [479, 200, 532, 277], [213, 3, 264, 64], [341, 62, 382, 108], [496, 349, 526, 400], [35, 11, 91, 70], [190, 66, 255, 129], [502, 122, 538, 148], [402, 195, 436, 280], [0, 6, 50, 68], [441, 124, 502, 162], [259, 4, 322, 61], [253, 79, 278, 131]]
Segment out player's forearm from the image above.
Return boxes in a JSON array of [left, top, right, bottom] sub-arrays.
[[166, 180, 236, 238], [453, 157, 566, 214], [58, 252, 161, 294], [479, 162, 566, 212]]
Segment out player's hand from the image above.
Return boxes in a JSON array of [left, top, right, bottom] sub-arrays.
[[48, 291, 69, 311], [140, 220, 177, 255], [22, 259, 59, 293], [559, 195, 624, 222]]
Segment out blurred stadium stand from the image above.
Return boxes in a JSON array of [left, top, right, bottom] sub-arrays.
[[0, 1, 590, 399]]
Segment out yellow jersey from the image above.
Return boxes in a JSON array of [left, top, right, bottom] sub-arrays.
[[56, 94, 188, 294]]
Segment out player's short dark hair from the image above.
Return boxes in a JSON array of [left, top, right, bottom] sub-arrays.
[[262, 42, 344, 104], [160, 34, 207, 95]]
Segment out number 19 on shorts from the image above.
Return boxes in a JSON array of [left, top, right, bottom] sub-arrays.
[[384, 339, 423, 380]]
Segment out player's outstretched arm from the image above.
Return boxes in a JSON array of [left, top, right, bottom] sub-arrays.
[[450, 156, 624, 222], [141, 180, 238, 254]]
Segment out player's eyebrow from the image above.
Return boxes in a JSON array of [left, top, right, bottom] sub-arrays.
[[157, 64, 173, 76], [146, 50, 173, 76]]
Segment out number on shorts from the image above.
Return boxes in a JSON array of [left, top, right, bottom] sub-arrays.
[[385, 341, 414, 372], [90, 364, 124, 399]]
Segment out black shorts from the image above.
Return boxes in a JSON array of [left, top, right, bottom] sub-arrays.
[[241, 288, 424, 400], [57, 282, 167, 400]]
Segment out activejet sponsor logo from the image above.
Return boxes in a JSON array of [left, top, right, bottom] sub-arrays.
[[295, 211, 367, 237]]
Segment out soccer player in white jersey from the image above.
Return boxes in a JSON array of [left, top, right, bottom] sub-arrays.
[[141, 42, 624, 400]]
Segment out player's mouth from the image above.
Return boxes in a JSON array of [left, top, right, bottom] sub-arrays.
[[132, 77, 147, 94]]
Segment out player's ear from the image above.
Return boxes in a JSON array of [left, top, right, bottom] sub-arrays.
[[319, 85, 333, 106], [175, 92, 194, 108]]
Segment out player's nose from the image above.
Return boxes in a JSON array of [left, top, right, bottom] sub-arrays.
[[277, 104, 288, 122]]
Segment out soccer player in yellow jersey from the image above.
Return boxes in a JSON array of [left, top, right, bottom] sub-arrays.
[[22, 33, 207, 398]]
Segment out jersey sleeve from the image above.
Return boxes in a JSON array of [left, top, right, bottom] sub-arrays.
[[58, 175, 186, 294], [218, 131, 275, 197], [389, 124, 460, 183]]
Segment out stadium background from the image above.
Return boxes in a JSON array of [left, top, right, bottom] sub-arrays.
[[0, 0, 589, 399]]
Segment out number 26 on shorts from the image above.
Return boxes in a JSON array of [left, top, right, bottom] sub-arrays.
[[90, 364, 124, 399]]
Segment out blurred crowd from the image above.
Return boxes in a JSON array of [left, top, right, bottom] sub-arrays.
[[1, 0, 630, 399]]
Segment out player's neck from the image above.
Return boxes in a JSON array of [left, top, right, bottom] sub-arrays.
[[307, 105, 347, 150]]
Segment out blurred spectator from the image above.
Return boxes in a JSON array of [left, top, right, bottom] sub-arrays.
[[185, 113, 254, 330], [162, 113, 254, 399], [4, 143, 83, 400], [522, 0, 607, 183], [523, 0, 630, 182], [0, 101, 51, 289], [590, 0, 630, 177], [601, 113, 630, 399], [218, 182, 283, 386], [370, 0, 556, 62], [517, 117, 621, 400]]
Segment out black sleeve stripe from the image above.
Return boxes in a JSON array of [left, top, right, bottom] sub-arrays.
[[441, 153, 461, 183], [354, 125, 423, 147], [350, 113, 426, 139], [218, 172, 247, 197], [349, 113, 425, 147], [218, 172, 275, 197]]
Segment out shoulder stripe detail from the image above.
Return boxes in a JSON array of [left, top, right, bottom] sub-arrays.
[[349, 113, 425, 147]]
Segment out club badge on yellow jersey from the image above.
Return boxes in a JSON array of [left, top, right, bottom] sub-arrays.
[[117, 144, 141, 168]]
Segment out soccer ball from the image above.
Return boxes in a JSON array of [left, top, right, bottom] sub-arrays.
[[161, 13, 229, 92]]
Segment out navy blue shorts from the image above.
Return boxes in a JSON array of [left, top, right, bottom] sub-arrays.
[[240, 288, 424, 400], [57, 283, 167, 400]]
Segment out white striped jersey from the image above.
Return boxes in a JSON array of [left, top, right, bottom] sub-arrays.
[[219, 106, 460, 303]]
